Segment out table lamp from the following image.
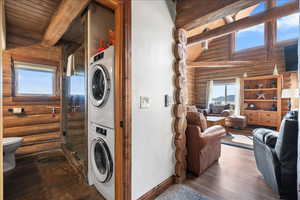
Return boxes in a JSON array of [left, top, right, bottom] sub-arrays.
[[282, 88, 299, 111]]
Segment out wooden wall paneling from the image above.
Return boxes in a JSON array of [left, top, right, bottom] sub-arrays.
[[22, 132, 61, 146], [194, 35, 231, 62], [5, 122, 60, 137], [3, 104, 60, 116], [3, 114, 60, 128], [2, 44, 63, 157], [16, 141, 61, 157]]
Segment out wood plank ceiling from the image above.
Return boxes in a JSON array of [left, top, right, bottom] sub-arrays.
[[4, 0, 85, 49], [5, 0, 62, 48]]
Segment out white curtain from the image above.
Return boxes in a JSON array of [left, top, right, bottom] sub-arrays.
[[234, 78, 241, 115], [207, 80, 214, 108]]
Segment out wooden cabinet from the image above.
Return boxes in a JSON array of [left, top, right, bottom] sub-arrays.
[[244, 110, 259, 124], [243, 110, 277, 127], [241, 75, 282, 129]]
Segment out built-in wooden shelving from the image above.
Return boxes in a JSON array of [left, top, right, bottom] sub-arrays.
[[244, 88, 278, 92], [241, 75, 282, 130], [244, 99, 277, 102]]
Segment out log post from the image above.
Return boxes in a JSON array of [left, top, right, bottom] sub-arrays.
[[173, 28, 188, 183]]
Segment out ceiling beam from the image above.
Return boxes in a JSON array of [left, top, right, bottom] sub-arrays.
[[41, 0, 91, 46], [187, 60, 273, 68], [223, 16, 235, 24], [176, 0, 262, 30], [95, 0, 118, 9], [188, 1, 298, 46], [0, 0, 6, 50]]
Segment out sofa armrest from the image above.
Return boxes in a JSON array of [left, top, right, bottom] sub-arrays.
[[186, 125, 205, 150], [200, 125, 226, 145], [221, 109, 234, 117], [253, 128, 278, 147]]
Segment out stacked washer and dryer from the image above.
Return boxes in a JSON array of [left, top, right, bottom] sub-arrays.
[[88, 46, 115, 200]]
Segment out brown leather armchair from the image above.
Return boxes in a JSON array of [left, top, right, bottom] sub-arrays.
[[186, 111, 226, 176]]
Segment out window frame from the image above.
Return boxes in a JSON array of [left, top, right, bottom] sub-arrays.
[[276, 0, 296, 6], [275, 12, 299, 44], [13, 61, 58, 97], [234, 22, 267, 52], [211, 80, 236, 105]]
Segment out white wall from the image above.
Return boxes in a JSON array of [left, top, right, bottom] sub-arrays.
[[132, 1, 175, 199], [87, 3, 114, 58]]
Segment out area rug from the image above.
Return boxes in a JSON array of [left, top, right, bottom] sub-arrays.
[[155, 184, 211, 200], [221, 133, 253, 150]]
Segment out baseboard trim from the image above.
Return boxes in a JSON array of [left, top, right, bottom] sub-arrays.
[[138, 176, 174, 200]]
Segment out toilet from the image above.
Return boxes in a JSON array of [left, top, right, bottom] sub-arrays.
[[3, 137, 23, 173]]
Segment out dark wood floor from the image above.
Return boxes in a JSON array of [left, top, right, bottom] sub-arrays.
[[185, 145, 279, 200], [4, 150, 104, 200]]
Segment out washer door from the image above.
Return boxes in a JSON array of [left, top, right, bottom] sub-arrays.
[[91, 138, 113, 183], [89, 64, 110, 107]]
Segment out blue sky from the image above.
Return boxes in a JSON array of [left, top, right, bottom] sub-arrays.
[[236, 0, 299, 51], [212, 84, 236, 103], [17, 68, 85, 96], [17, 69, 54, 95], [70, 75, 85, 95]]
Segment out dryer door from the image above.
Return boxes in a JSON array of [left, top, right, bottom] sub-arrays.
[[91, 138, 113, 183], [89, 64, 110, 107]]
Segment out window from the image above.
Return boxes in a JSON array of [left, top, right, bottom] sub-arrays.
[[235, 2, 266, 21], [14, 62, 56, 96], [249, 2, 266, 16], [70, 74, 85, 96], [276, 0, 295, 6], [276, 13, 299, 42], [212, 81, 236, 105], [235, 23, 265, 51]]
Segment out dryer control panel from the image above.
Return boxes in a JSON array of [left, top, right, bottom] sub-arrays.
[[96, 126, 107, 136]]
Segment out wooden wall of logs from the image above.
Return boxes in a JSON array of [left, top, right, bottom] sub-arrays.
[[173, 28, 188, 183], [3, 44, 63, 157], [187, 32, 298, 107]]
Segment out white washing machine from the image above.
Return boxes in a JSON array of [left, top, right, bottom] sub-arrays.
[[88, 122, 115, 200], [88, 46, 115, 128]]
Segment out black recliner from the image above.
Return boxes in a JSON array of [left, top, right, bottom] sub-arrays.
[[252, 110, 298, 200]]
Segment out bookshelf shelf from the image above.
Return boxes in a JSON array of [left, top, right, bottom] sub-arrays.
[[244, 88, 277, 92], [244, 99, 277, 102], [241, 75, 282, 129]]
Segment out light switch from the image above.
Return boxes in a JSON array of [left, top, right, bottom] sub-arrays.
[[165, 94, 171, 107], [140, 96, 150, 109]]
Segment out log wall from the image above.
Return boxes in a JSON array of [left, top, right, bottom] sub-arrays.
[[3, 44, 62, 156], [187, 33, 298, 107]]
